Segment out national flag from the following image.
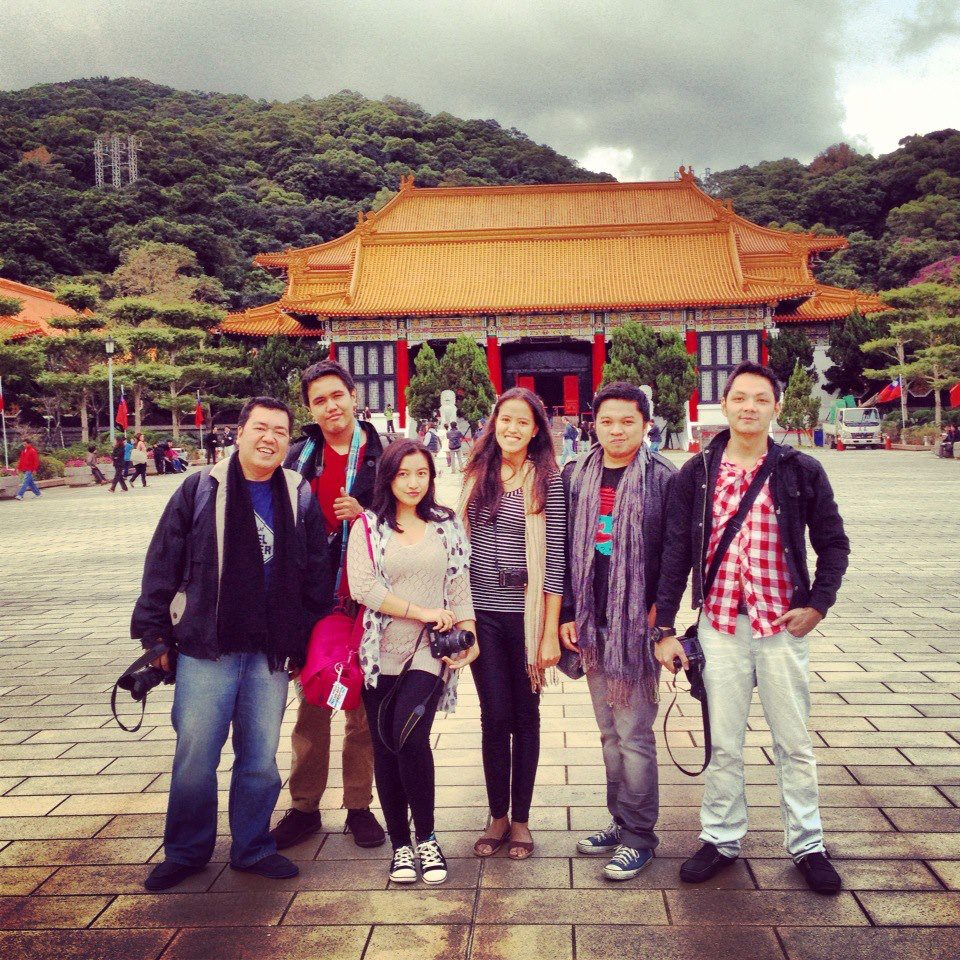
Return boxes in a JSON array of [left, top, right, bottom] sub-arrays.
[[877, 377, 901, 404], [0, 380, 4, 413], [194, 392, 204, 427], [115, 387, 129, 431], [950, 381, 960, 409]]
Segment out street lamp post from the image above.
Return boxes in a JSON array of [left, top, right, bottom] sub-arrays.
[[105, 335, 116, 445]]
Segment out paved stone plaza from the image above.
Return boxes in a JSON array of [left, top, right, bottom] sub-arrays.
[[0, 449, 959, 959]]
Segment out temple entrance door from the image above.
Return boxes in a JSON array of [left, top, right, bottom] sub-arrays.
[[516, 375, 535, 391], [562, 375, 579, 415]]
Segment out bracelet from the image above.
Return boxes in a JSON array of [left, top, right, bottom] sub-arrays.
[[404, 600, 411, 618]]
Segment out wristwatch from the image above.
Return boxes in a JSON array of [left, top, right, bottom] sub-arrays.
[[649, 626, 677, 644]]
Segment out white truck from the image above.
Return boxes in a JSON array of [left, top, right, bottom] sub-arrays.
[[822, 406, 882, 449]]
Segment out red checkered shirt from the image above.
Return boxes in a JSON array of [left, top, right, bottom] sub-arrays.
[[704, 454, 793, 638]]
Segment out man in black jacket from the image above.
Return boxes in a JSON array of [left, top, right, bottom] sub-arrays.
[[652, 361, 850, 894], [131, 397, 333, 891], [270, 360, 387, 851]]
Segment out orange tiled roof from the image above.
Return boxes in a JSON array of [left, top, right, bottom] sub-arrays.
[[777, 284, 889, 323], [216, 301, 326, 338], [222, 169, 872, 332], [0, 277, 79, 340]]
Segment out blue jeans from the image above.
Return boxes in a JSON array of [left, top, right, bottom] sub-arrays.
[[561, 438, 576, 465], [16, 471, 41, 498], [586, 628, 661, 850], [165, 652, 289, 867], [697, 614, 825, 859]]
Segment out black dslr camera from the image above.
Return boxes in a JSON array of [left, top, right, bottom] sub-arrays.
[[111, 644, 177, 732], [675, 627, 706, 702], [498, 568, 528, 588], [429, 626, 476, 660]]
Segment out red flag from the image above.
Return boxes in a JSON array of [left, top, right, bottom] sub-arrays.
[[0, 383, 4, 413], [951, 382, 960, 409], [194, 393, 204, 428], [115, 392, 129, 431]]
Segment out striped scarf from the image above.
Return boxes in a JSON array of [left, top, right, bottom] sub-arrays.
[[569, 444, 657, 705]]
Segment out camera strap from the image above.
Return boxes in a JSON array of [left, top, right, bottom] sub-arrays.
[[377, 626, 448, 756], [110, 644, 168, 733], [665, 443, 781, 776]]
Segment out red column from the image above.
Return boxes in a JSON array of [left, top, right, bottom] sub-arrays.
[[486, 336, 502, 394], [761, 328, 770, 366], [327, 341, 337, 362], [395, 338, 409, 429], [592, 333, 606, 391], [685, 329, 700, 452]]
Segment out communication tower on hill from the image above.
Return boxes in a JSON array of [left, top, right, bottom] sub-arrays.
[[93, 135, 141, 189]]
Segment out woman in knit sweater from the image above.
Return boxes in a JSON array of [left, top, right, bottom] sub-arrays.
[[347, 438, 478, 885], [459, 387, 566, 861]]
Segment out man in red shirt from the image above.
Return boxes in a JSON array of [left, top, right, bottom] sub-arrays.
[[15, 441, 42, 500], [270, 360, 386, 851], [653, 361, 850, 895]]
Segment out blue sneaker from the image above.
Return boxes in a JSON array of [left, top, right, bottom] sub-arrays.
[[576, 819, 621, 856], [604, 844, 653, 881]]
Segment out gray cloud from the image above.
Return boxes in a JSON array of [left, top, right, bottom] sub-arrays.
[[0, 0, 849, 178], [896, 0, 960, 55]]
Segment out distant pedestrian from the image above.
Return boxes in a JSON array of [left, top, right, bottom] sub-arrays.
[[363, 405, 373, 421], [648, 423, 662, 453], [122, 435, 134, 479], [204, 431, 218, 465], [14, 441, 42, 501], [86, 445, 107, 485], [385, 404, 396, 431], [109, 437, 129, 492], [423, 421, 442, 466], [129, 432, 149, 488], [561, 417, 578, 466], [153, 442, 167, 476], [446, 422, 465, 472]]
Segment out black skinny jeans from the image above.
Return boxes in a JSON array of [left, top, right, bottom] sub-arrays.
[[109, 465, 128, 491], [129, 463, 148, 487], [362, 669, 443, 849], [470, 610, 540, 823]]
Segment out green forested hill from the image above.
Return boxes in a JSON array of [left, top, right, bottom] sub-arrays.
[[1, 77, 958, 303], [0, 78, 611, 305], [703, 132, 960, 291]]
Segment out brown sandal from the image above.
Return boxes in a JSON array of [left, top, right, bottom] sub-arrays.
[[474, 825, 511, 858], [507, 839, 535, 860]]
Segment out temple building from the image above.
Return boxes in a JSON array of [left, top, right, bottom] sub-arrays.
[[0, 277, 80, 340], [221, 168, 886, 439]]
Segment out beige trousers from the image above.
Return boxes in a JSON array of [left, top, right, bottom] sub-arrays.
[[288, 695, 375, 812]]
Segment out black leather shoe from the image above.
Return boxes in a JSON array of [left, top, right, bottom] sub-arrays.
[[679, 842, 738, 883], [345, 808, 386, 848], [230, 853, 299, 879], [270, 808, 322, 850], [144, 860, 205, 891], [795, 851, 842, 894]]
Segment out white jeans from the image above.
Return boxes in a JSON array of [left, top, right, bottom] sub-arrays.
[[698, 613, 825, 859]]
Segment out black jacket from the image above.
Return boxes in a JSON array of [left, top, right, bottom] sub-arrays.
[[284, 419, 384, 570], [130, 461, 333, 667], [655, 430, 850, 629], [560, 449, 678, 624]]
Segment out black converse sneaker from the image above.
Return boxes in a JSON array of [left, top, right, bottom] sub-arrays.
[[389, 845, 417, 884], [417, 834, 448, 884]]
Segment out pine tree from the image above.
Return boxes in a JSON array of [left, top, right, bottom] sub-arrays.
[[406, 343, 442, 422], [767, 327, 815, 388], [438, 336, 496, 426], [778, 361, 820, 446]]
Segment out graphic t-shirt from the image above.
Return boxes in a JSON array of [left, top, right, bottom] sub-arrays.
[[311, 441, 367, 536], [593, 466, 626, 626], [246, 479, 275, 588]]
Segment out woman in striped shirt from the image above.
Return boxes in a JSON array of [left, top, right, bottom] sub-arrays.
[[459, 388, 566, 861]]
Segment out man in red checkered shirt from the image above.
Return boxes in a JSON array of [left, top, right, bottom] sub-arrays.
[[653, 360, 850, 895]]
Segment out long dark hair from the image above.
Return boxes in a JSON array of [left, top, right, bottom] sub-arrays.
[[463, 387, 557, 520], [370, 438, 454, 532]]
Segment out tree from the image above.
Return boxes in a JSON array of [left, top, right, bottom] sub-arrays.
[[110, 242, 204, 302], [41, 328, 113, 442], [248, 336, 314, 404], [768, 327, 815, 388], [438, 336, 496, 426], [0, 295, 24, 318], [866, 284, 960, 429], [600, 322, 696, 447], [406, 343, 442, 422], [54, 282, 100, 311], [824, 310, 889, 399], [778, 361, 820, 446]]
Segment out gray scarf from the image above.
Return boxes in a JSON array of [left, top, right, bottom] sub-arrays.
[[570, 444, 657, 705]]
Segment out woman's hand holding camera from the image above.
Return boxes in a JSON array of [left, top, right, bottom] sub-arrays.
[[418, 607, 454, 632], [654, 635, 688, 675], [442, 641, 479, 671]]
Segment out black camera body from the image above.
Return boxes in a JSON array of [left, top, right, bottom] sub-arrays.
[[111, 644, 177, 733], [118, 662, 174, 702], [498, 568, 528, 588], [675, 626, 706, 702], [429, 626, 475, 660]]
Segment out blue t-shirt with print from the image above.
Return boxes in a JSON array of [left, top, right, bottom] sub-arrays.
[[246, 480, 275, 587]]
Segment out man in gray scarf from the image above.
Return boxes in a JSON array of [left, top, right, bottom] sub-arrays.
[[560, 382, 677, 881]]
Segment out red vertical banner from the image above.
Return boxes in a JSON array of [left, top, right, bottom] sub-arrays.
[[328, 341, 337, 362], [685, 329, 699, 451], [761, 328, 769, 366], [592, 333, 606, 392], [486, 336, 502, 394], [395, 338, 409, 429]]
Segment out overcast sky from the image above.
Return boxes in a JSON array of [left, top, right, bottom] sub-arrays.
[[1, 0, 958, 180]]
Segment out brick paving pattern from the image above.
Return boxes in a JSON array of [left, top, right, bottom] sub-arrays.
[[0, 449, 958, 959]]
